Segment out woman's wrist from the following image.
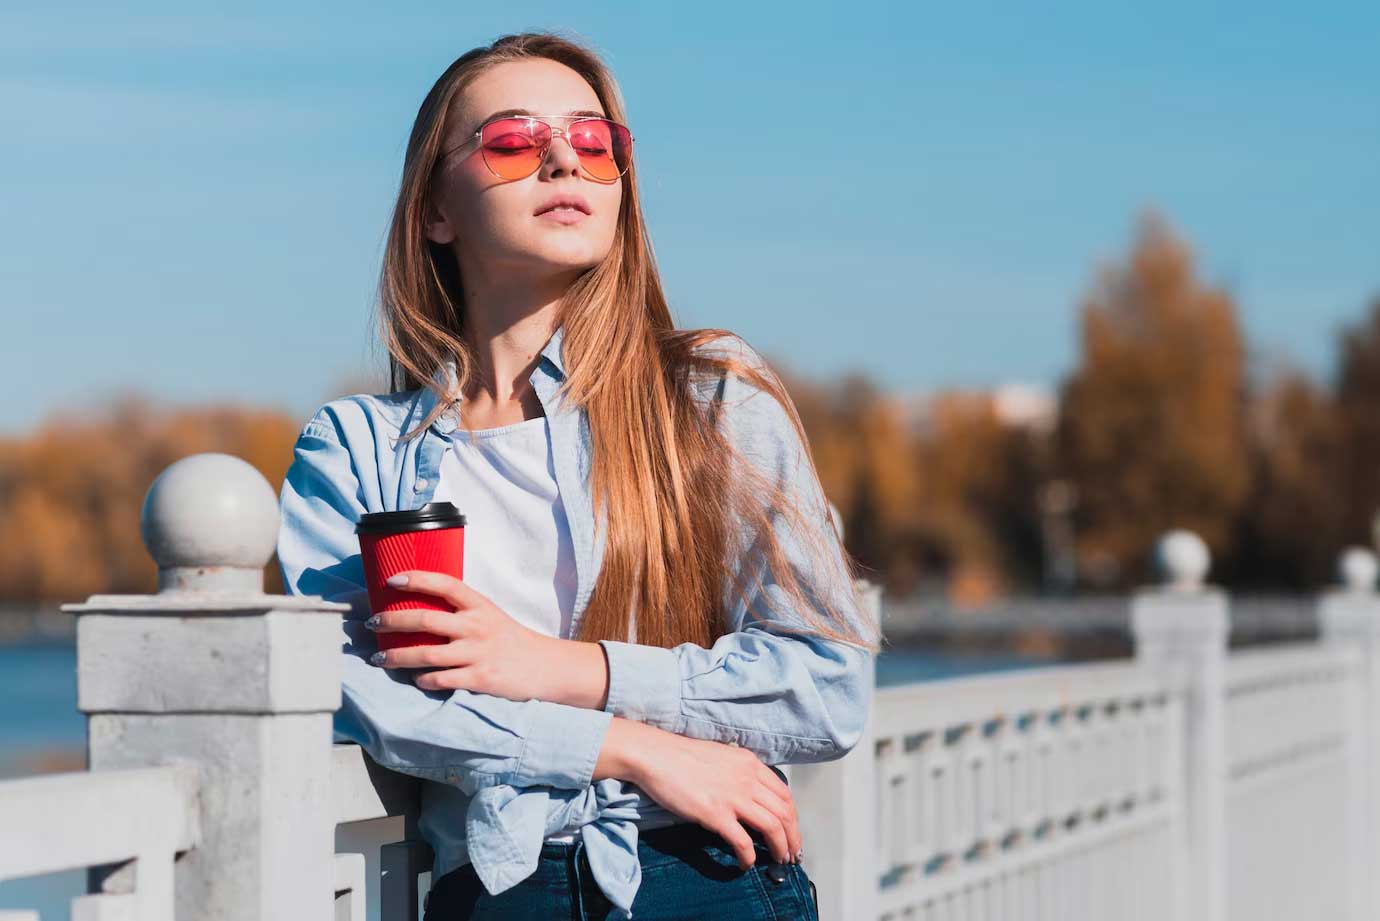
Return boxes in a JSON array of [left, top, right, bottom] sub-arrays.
[[538, 637, 611, 710], [593, 716, 653, 783]]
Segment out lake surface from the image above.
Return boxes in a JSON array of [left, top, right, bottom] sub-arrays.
[[0, 638, 1050, 917], [0, 642, 86, 770]]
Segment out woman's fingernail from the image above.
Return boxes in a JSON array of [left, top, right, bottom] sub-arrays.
[[364, 615, 381, 630], [369, 651, 386, 666], [386, 574, 409, 587]]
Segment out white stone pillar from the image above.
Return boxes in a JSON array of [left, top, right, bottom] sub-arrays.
[[1130, 530, 1227, 921], [1320, 547, 1380, 921], [788, 578, 880, 921], [62, 453, 348, 921]]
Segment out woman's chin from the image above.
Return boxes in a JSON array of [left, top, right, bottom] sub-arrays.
[[525, 247, 607, 275]]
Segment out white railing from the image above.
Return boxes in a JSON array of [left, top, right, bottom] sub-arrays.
[[331, 743, 433, 920], [1224, 642, 1358, 787], [2, 457, 1380, 920], [865, 662, 1178, 920], [0, 764, 200, 920], [1223, 644, 1361, 920]]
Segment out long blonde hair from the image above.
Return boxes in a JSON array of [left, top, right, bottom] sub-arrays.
[[377, 30, 880, 653]]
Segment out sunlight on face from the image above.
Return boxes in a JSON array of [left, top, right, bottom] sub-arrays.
[[426, 58, 624, 285]]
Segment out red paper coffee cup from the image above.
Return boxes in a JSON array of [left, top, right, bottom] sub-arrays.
[[355, 502, 466, 651]]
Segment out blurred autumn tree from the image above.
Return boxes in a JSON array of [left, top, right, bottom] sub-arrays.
[[1334, 297, 1380, 548], [777, 367, 1047, 604], [777, 369, 921, 594], [1224, 368, 1346, 588], [0, 396, 300, 602], [906, 393, 1047, 605], [1056, 211, 1252, 588]]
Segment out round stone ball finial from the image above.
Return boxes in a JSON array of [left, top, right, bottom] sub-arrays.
[[140, 452, 280, 593], [1155, 529, 1211, 591], [1339, 547, 1379, 593]]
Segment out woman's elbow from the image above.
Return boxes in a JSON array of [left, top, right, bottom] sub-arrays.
[[813, 645, 876, 762], [825, 696, 870, 761]]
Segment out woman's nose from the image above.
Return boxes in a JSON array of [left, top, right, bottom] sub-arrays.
[[542, 130, 584, 178]]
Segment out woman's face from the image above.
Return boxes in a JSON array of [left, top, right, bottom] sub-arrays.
[[425, 58, 624, 285]]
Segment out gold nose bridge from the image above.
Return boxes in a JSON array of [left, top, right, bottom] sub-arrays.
[[535, 122, 579, 158], [523, 121, 595, 175]]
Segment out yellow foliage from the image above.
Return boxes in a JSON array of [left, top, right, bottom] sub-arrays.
[[0, 398, 299, 602]]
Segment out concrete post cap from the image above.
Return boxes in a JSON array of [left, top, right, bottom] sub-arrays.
[[1339, 547, 1379, 594], [1155, 529, 1210, 591], [140, 452, 279, 593]]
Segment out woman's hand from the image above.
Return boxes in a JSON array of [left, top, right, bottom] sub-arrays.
[[365, 570, 605, 705], [597, 718, 802, 870]]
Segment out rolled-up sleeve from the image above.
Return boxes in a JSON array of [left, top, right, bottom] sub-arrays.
[[598, 625, 872, 764], [598, 346, 877, 764], [278, 405, 613, 793]]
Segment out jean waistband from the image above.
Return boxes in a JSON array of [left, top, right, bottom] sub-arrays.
[[538, 820, 742, 861], [535, 822, 690, 861]]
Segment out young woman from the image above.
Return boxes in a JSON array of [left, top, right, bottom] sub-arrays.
[[277, 30, 881, 921]]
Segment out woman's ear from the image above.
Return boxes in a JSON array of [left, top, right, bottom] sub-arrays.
[[422, 197, 457, 246]]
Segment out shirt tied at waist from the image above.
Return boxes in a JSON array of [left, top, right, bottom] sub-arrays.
[[464, 776, 660, 919]]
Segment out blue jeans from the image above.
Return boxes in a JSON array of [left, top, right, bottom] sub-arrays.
[[422, 821, 820, 920]]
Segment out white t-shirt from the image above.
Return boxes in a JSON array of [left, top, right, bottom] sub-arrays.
[[430, 415, 578, 641], [428, 413, 580, 842]]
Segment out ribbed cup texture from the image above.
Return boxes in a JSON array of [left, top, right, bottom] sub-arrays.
[[359, 526, 465, 650]]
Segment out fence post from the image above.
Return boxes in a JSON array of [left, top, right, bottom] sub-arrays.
[[788, 577, 880, 921], [1130, 530, 1228, 921], [62, 453, 348, 921], [1319, 546, 1380, 921]]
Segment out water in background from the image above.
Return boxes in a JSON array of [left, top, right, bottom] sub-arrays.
[[0, 641, 85, 776], [0, 639, 1050, 917], [1, 640, 88, 918]]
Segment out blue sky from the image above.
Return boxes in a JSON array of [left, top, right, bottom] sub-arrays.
[[3, 1, 1377, 433]]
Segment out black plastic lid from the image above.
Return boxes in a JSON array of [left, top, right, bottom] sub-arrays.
[[355, 501, 467, 536]]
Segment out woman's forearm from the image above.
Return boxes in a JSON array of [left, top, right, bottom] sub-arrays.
[[538, 637, 612, 710]]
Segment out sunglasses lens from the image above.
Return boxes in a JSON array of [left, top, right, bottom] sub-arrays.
[[477, 117, 633, 182], [568, 119, 632, 182], [480, 118, 552, 180]]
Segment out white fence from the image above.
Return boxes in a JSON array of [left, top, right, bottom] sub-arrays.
[[2, 454, 1379, 921], [861, 661, 1178, 920]]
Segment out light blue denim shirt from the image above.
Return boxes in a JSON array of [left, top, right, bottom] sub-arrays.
[[276, 323, 875, 918]]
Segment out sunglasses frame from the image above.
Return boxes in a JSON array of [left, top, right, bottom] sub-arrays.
[[439, 114, 635, 184]]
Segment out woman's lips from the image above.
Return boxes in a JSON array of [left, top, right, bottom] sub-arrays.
[[536, 206, 589, 225]]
